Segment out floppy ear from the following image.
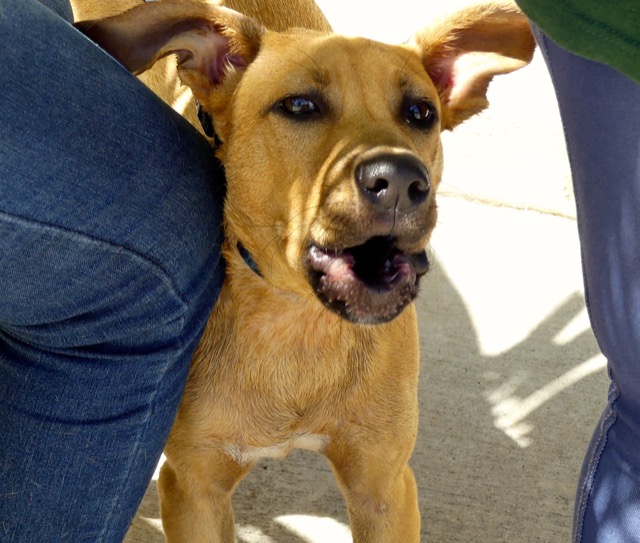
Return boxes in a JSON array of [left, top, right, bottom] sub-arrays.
[[412, 2, 535, 130], [75, 1, 264, 103]]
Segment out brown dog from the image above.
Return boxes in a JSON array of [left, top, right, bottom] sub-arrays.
[[75, 2, 534, 541]]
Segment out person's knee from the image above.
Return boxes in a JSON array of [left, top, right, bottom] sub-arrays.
[[0, 214, 222, 355]]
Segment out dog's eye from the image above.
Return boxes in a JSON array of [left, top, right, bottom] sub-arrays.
[[404, 100, 436, 129], [280, 96, 318, 116]]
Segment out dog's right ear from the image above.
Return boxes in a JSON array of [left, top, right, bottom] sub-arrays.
[[411, 2, 535, 130], [75, 2, 264, 102]]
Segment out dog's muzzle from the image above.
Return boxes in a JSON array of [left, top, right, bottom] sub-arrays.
[[305, 236, 429, 324]]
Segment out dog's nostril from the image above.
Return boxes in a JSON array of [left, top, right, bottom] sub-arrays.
[[368, 178, 389, 194], [408, 179, 429, 203]]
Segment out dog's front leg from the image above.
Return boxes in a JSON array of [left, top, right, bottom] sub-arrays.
[[158, 450, 251, 543], [326, 438, 420, 542]]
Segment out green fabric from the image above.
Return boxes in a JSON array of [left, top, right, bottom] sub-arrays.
[[516, 0, 640, 82]]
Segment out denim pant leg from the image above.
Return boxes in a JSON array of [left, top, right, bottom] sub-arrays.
[[533, 29, 640, 543], [0, 1, 225, 541]]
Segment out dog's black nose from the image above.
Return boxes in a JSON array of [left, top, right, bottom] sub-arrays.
[[356, 153, 430, 212]]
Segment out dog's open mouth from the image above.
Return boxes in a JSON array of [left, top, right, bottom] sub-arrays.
[[305, 236, 429, 324]]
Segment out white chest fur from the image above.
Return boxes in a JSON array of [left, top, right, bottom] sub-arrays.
[[224, 433, 330, 466]]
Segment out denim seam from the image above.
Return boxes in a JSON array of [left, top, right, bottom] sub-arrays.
[[98, 324, 199, 541], [573, 402, 618, 542], [101, 383, 158, 542], [0, 209, 190, 313]]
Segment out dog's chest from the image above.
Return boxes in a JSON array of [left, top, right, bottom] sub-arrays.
[[223, 433, 330, 465]]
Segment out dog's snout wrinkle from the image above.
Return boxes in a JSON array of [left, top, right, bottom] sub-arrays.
[[356, 153, 430, 213]]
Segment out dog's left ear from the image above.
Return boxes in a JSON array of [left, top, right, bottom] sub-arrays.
[[75, 2, 264, 102], [411, 2, 535, 130]]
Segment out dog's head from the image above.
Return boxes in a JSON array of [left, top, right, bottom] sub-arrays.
[[77, 1, 534, 324]]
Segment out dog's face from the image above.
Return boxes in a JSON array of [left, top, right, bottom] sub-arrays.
[[223, 32, 443, 323], [77, 2, 534, 324]]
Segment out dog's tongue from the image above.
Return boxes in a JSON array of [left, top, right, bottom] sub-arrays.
[[309, 248, 356, 284]]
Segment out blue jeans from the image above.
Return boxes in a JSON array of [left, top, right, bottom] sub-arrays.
[[535, 30, 640, 543], [0, 0, 225, 541]]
